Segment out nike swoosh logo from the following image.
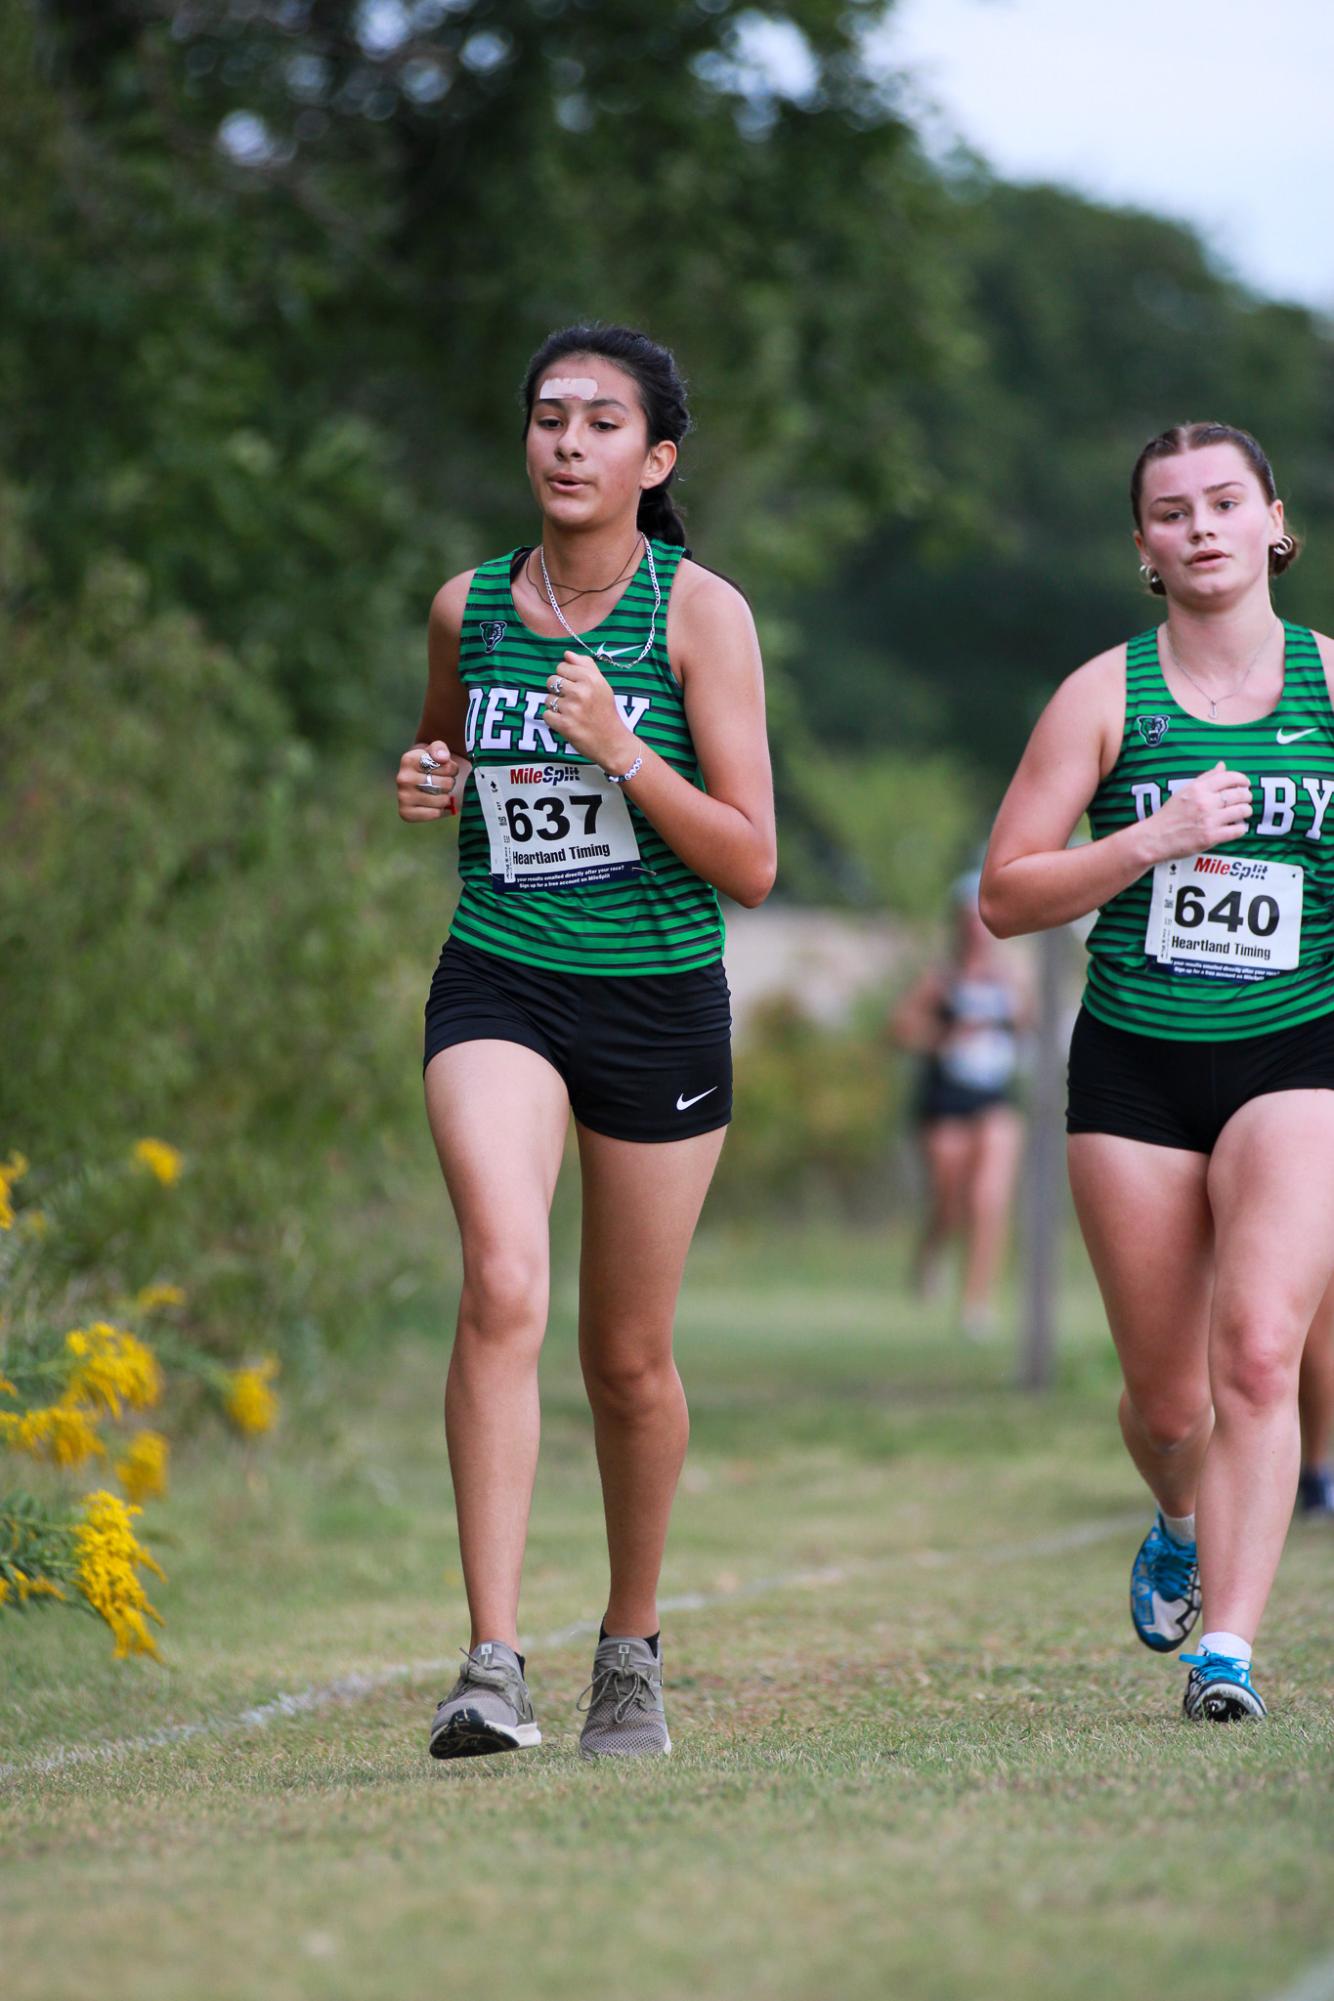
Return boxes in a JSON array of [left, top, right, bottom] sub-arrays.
[[676, 1087, 717, 1111], [598, 645, 633, 659], [1276, 727, 1317, 744]]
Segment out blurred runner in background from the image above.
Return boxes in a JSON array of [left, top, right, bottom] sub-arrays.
[[893, 870, 1029, 1339]]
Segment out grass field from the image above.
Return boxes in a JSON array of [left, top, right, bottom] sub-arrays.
[[2, 1226, 1331, 2001]]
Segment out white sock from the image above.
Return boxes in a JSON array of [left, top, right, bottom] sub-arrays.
[[1159, 1510, 1196, 1546], [1199, 1630, 1252, 1664]]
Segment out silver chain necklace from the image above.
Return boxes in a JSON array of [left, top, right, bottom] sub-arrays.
[[1162, 618, 1279, 720], [538, 534, 660, 666]]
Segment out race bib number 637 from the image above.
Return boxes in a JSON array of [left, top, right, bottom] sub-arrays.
[[1145, 853, 1303, 982], [475, 762, 643, 892]]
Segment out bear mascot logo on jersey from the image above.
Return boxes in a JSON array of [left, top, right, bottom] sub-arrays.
[[1136, 715, 1171, 747]]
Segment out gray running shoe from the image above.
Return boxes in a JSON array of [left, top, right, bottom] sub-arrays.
[[577, 1635, 671, 1759], [428, 1641, 541, 1760]]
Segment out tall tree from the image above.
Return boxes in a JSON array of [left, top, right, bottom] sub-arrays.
[[795, 179, 1334, 786], [17, 0, 978, 746]]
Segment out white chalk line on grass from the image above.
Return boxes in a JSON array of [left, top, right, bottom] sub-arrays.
[[0, 1511, 1142, 1783], [1265, 1954, 1334, 2001]]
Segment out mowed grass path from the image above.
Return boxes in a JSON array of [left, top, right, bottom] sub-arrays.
[[3, 1229, 1331, 2001]]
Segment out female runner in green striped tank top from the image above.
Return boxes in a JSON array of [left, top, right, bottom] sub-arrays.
[[393, 325, 776, 1762], [981, 423, 1334, 1725]]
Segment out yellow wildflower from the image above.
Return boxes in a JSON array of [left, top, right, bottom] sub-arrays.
[[115, 1430, 169, 1503], [64, 1323, 162, 1416], [0, 1376, 16, 1398], [224, 1356, 280, 1436], [131, 1138, 183, 1187], [4, 1571, 66, 1607], [0, 1402, 106, 1468], [74, 1490, 165, 1661], [0, 1150, 29, 1231], [133, 1282, 185, 1314]]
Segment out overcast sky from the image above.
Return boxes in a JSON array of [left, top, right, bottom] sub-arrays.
[[866, 0, 1334, 314]]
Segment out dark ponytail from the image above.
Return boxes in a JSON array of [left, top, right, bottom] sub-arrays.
[[521, 323, 691, 547], [635, 478, 688, 548]]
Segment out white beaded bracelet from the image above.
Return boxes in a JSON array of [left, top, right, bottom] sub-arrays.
[[604, 754, 643, 787]]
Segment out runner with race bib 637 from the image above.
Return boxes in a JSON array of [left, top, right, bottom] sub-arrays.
[[395, 323, 775, 1764]]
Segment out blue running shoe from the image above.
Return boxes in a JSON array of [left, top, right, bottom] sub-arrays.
[[1182, 1650, 1267, 1722], [1129, 1512, 1201, 1652]]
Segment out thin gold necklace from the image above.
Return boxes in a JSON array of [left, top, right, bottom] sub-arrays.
[[1162, 619, 1280, 720]]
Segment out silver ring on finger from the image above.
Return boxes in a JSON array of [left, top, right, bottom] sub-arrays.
[[420, 776, 439, 794], [551, 675, 563, 697], [419, 750, 440, 771], [548, 697, 560, 714]]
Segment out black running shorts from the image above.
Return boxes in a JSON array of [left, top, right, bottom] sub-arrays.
[[423, 936, 733, 1144], [1066, 1004, 1334, 1154], [914, 1067, 1012, 1126]]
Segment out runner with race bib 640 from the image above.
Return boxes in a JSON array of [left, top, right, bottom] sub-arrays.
[[981, 421, 1334, 1724]]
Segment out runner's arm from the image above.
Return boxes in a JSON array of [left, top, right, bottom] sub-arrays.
[[891, 971, 947, 1053], [395, 573, 475, 822], [980, 654, 1156, 937], [417, 572, 475, 748], [608, 565, 777, 908], [1315, 629, 1334, 707]]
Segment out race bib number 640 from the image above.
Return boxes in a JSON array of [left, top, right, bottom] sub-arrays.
[[475, 762, 643, 892], [1145, 852, 1303, 982]]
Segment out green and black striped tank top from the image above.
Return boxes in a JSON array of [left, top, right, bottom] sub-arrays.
[[1084, 622, 1334, 1040], [448, 539, 724, 976]]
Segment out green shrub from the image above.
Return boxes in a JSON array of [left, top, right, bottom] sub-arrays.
[[0, 547, 460, 1375], [714, 994, 904, 1219], [786, 747, 980, 917]]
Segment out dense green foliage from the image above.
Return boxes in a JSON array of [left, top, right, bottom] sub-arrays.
[[804, 181, 1334, 768], [11, 1, 1333, 775], [0, 525, 448, 1369]]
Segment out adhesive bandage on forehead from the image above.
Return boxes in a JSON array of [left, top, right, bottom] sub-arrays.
[[537, 376, 600, 402]]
